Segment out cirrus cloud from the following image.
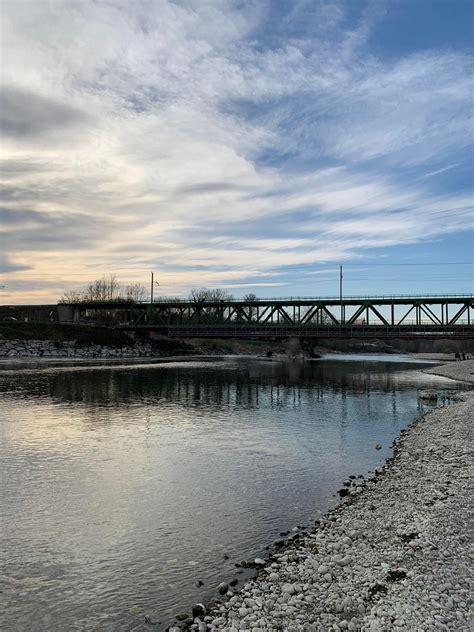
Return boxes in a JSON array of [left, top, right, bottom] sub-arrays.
[[0, 0, 472, 302]]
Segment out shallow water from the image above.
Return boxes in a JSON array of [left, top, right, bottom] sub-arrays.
[[0, 355, 465, 630]]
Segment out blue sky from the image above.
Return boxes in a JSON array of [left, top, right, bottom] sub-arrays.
[[0, 0, 473, 303]]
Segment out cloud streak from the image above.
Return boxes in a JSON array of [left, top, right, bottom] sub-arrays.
[[0, 86, 90, 140], [0, 0, 472, 302]]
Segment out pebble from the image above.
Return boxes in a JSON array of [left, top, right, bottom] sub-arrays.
[[201, 387, 473, 632], [192, 604, 206, 618], [217, 582, 228, 595]]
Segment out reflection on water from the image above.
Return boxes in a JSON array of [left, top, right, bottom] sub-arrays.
[[0, 356, 465, 631]]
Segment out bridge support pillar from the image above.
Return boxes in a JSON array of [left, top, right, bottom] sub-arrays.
[[58, 303, 80, 323], [58, 304, 76, 323], [287, 337, 302, 355]]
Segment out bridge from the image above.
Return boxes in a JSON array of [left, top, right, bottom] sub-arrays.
[[58, 293, 474, 339]]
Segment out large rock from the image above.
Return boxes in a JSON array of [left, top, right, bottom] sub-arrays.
[[419, 390, 438, 401], [217, 582, 229, 595]]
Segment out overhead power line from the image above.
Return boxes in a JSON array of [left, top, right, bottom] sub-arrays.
[[5, 262, 473, 277], [342, 262, 473, 266]]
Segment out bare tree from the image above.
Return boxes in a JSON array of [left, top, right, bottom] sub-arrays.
[[59, 291, 83, 303], [189, 288, 233, 302], [60, 274, 126, 303], [125, 283, 147, 302], [85, 274, 121, 301], [243, 292, 258, 321], [188, 287, 233, 322]]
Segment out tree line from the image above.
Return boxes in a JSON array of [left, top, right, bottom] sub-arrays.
[[59, 274, 257, 304], [60, 275, 148, 303], [58, 276, 333, 324]]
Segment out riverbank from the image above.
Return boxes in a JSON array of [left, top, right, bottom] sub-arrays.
[[0, 324, 302, 359], [0, 337, 159, 359], [0, 323, 197, 358], [0, 337, 307, 360], [4, 321, 461, 361], [184, 363, 472, 632], [423, 358, 474, 384], [0, 335, 450, 361]]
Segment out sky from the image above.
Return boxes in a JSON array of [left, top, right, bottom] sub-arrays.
[[0, 0, 473, 304]]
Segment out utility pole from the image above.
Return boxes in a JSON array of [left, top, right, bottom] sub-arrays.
[[339, 265, 343, 324], [150, 272, 154, 304]]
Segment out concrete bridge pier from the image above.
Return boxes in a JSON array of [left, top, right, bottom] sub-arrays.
[[287, 336, 305, 357], [58, 304, 81, 323], [300, 338, 322, 358], [58, 304, 74, 322]]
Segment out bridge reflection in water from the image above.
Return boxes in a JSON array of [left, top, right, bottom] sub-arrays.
[[0, 356, 440, 412], [1, 356, 467, 631]]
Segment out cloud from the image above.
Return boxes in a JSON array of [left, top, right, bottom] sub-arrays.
[[0, 158, 53, 179], [0, 255, 32, 274], [0, 86, 90, 140], [0, 0, 472, 302], [177, 181, 256, 195], [0, 206, 121, 251]]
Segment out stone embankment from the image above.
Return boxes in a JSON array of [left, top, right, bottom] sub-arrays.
[[179, 363, 473, 632], [0, 338, 154, 359]]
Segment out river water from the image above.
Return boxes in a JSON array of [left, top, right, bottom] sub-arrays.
[[0, 355, 465, 631]]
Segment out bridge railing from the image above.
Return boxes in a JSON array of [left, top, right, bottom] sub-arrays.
[[147, 292, 474, 303], [62, 293, 474, 307], [114, 319, 472, 328]]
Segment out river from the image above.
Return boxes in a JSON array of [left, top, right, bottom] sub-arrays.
[[0, 355, 465, 631]]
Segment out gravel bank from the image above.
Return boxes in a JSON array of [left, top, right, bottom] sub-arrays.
[[423, 359, 474, 384], [408, 353, 455, 361], [188, 366, 472, 632]]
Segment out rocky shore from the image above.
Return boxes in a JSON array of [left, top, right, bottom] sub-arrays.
[[0, 337, 155, 359], [178, 362, 473, 632], [423, 358, 474, 384]]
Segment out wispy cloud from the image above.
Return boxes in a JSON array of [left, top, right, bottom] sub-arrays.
[[0, 86, 91, 140], [0, 0, 472, 301]]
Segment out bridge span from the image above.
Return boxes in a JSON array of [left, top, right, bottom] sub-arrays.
[[59, 293, 474, 339]]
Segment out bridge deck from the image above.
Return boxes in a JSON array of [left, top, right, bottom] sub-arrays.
[[119, 323, 473, 340], [60, 294, 474, 335]]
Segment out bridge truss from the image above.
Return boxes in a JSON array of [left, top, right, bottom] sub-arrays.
[[61, 294, 474, 338]]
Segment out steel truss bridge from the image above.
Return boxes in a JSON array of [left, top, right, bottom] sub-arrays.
[[60, 294, 474, 339]]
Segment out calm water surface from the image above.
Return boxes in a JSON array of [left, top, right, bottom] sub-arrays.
[[0, 355, 464, 631]]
